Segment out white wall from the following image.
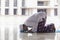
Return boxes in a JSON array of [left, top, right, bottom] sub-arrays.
[[1, 0, 5, 15], [58, 0, 60, 17], [25, 0, 37, 7], [0, 0, 58, 16]]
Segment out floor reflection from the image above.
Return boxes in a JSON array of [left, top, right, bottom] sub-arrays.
[[19, 33, 56, 40]]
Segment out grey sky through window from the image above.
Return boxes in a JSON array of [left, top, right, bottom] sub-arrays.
[[0, 0, 1, 7], [37, 1, 44, 6], [22, 9, 25, 15], [54, 8, 58, 16], [22, 0, 25, 7], [14, 9, 17, 15], [5, 9, 9, 15], [5, 0, 9, 7], [14, 0, 17, 7]]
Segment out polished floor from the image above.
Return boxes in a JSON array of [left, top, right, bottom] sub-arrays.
[[19, 33, 60, 40], [0, 16, 60, 40]]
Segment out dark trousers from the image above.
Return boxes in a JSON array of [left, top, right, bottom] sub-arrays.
[[37, 21, 55, 33]]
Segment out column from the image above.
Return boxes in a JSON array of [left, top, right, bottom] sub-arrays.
[[58, 0, 60, 17], [17, 0, 22, 15], [50, 9, 54, 16], [28, 9, 33, 16], [9, 0, 13, 15], [1, 0, 5, 15]]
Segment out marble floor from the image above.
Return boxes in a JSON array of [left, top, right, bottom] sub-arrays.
[[0, 16, 60, 40], [19, 33, 60, 40]]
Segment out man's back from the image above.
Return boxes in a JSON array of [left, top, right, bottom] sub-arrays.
[[24, 12, 47, 32]]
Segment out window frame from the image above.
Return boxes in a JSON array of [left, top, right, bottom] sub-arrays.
[[5, 0, 9, 7], [14, 0, 17, 7], [37, 1, 44, 6], [5, 9, 9, 15], [22, 9, 26, 15], [14, 9, 17, 15]]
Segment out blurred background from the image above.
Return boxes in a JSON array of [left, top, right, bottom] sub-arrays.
[[0, 0, 60, 40]]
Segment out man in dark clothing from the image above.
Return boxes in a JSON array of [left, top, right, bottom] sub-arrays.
[[37, 22, 56, 33], [37, 18, 46, 33]]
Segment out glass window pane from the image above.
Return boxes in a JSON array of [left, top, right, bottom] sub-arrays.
[[37, 1, 44, 6], [14, 0, 17, 7], [0, 0, 1, 7], [22, 0, 25, 7], [0, 8, 1, 14], [5, 0, 9, 7], [5, 9, 9, 15], [14, 9, 17, 15], [22, 9, 25, 15], [37, 9, 47, 13], [54, 9, 58, 16]]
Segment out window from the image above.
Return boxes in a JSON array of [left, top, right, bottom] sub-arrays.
[[5, 9, 9, 15], [22, 9, 25, 15], [22, 0, 25, 7], [0, 0, 1, 7], [54, 9, 58, 16], [37, 1, 44, 6], [37, 9, 46, 13], [0, 8, 1, 14], [14, 9, 17, 15], [5, 0, 9, 7], [14, 0, 17, 7]]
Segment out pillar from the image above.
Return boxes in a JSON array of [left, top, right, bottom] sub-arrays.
[[17, 0, 22, 15], [9, 0, 14, 15], [1, 0, 5, 15], [50, 9, 54, 16]]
